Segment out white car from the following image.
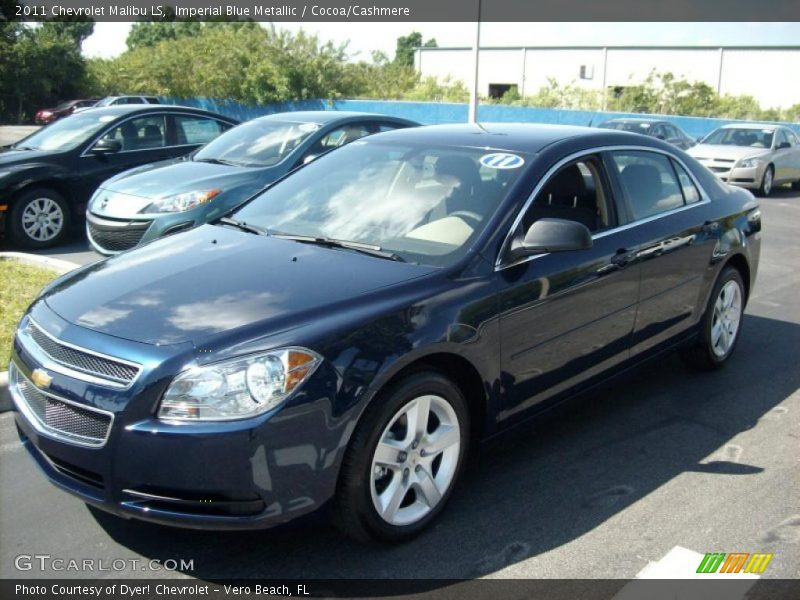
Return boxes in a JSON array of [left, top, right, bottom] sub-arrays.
[[689, 123, 800, 196]]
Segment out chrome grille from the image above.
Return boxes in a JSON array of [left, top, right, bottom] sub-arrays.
[[26, 320, 140, 385], [10, 364, 113, 447]]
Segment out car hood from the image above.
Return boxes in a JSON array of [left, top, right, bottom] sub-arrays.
[[689, 144, 771, 161], [43, 224, 434, 346], [0, 148, 56, 165], [91, 160, 279, 218]]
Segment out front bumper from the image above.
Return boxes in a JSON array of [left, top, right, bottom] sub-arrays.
[[10, 304, 347, 530], [695, 160, 765, 190], [86, 211, 197, 256]]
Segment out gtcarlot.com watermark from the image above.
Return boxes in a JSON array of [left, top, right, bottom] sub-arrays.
[[14, 554, 194, 572]]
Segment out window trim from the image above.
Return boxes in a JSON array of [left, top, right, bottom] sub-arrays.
[[495, 145, 711, 271]]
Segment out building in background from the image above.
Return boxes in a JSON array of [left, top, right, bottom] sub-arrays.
[[415, 46, 800, 109]]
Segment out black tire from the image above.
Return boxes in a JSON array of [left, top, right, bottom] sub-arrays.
[[681, 266, 745, 371], [757, 165, 774, 197], [791, 180, 800, 191], [334, 371, 470, 543], [9, 187, 70, 249]]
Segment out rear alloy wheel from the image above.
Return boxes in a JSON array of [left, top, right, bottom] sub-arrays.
[[681, 267, 745, 370], [335, 371, 469, 542], [9, 188, 69, 248], [758, 165, 774, 197]]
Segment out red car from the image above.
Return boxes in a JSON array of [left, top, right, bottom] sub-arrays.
[[34, 99, 99, 124]]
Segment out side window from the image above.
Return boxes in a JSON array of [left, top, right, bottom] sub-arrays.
[[101, 115, 166, 151], [610, 151, 684, 220], [776, 129, 790, 149], [521, 157, 612, 234], [318, 123, 372, 149], [671, 159, 701, 204], [174, 116, 227, 145], [651, 124, 667, 140], [786, 130, 800, 146], [377, 122, 403, 133]]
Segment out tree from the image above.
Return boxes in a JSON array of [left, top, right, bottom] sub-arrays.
[[394, 31, 436, 67], [39, 20, 95, 46], [126, 20, 201, 50]]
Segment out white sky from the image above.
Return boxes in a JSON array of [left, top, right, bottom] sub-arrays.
[[82, 22, 800, 60]]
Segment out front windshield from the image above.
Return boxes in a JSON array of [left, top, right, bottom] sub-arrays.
[[232, 140, 528, 267], [95, 98, 117, 107], [702, 128, 774, 148], [194, 120, 320, 168], [13, 112, 115, 152]]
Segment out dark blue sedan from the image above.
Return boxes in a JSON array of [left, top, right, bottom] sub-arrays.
[[9, 124, 760, 542], [86, 111, 416, 255]]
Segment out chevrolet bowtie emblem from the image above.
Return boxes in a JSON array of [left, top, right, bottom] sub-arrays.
[[31, 368, 52, 389]]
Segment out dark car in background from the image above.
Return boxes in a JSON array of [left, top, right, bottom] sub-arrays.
[[77, 96, 162, 110], [598, 118, 696, 150], [9, 124, 760, 542], [86, 111, 417, 255], [34, 99, 99, 125], [0, 105, 237, 248]]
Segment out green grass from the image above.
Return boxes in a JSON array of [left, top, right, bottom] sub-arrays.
[[0, 259, 59, 370]]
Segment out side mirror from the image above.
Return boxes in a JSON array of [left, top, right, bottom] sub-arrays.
[[778, 141, 791, 150], [303, 154, 318, 165], [90, 138, 122, 154], [508, 218, 592, 261]]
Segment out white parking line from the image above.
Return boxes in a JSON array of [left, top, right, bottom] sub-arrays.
[[612, 546, 760, 600]]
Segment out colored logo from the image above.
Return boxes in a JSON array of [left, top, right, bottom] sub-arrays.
[[479, 153, 525, 169], [31, 368, 52, 389], [696, 552, 773, 574]]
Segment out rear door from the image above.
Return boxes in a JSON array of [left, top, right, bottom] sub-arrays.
[[606, 149, 717, 356]]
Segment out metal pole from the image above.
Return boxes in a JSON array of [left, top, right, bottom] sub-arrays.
[[717, 47, 724, 95], [468, 0, 482, 123], [601, 47, 608, 111]]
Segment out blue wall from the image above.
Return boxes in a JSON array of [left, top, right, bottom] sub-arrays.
[[164, 96, 800, 138]]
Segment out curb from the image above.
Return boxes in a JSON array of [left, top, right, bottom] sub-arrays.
[[0, 251, 81, 275], [1, 253, 81, 413]]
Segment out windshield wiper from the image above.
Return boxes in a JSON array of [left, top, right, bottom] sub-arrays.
[[218, 217, 271, 236], [272, 234, 405, 262], [195, 157, 241, 167]]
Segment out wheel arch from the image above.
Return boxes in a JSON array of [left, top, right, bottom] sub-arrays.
[[723, 252, 751, 304]]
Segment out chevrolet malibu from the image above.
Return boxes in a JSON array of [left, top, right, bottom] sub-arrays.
[[9, 124, 761, 542], [689, 123, 800, 196]]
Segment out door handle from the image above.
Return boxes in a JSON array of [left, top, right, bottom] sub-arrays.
[[610, 248, 635, 268]]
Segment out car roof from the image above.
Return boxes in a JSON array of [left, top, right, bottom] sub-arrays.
[[77, 104, 238, 122], [253, 111, 416, 125], [720, 123, 778, 131], [363, 123, 646, 154], [602, 117, 663, 124]]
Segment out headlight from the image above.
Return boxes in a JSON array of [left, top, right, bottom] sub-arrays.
[[140, 189, 221, 214], [158, 348, 321, 421], [738, 157, 763, 169]]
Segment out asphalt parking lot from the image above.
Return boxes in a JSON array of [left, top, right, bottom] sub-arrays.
[[1, 188, 798, 582]]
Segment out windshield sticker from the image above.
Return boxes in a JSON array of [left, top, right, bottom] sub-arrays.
[[480, 153, 525, 169]]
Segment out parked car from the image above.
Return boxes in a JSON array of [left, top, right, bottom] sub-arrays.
[[597, 118, 696, 150], [34, 99, 99, 125], [74, 96, 161, 112], [9, 124, 760, 542], [0, 105, 238, 248], [86, 111, 417, 255], [689, 123, 800, 196]]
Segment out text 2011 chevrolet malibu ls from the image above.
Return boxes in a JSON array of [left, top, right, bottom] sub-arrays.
[[9, 124, 761, 542]]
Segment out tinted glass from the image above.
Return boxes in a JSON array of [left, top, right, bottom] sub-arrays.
[[174, 116, 227, 145], [610, 151, 684, 220], [194, 119, 320, 168], [100, 115, 166, 151], [672, 159, 701, 204], [522, 158, 611, 234], [598, 121, 653, 134], [13, 112, 116, 151], [232, 141, 528, 266], [702, 128, 774, 148]]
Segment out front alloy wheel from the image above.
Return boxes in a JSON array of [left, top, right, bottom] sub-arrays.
[[710, 280, 742, 358], [758, 166, 774, 197], [10, 188, 69, 248], [335, 371, 469, 542], [370, 394, 461, 526]]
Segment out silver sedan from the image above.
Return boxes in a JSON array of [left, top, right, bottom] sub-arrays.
[[689, 124, 800, 196]]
